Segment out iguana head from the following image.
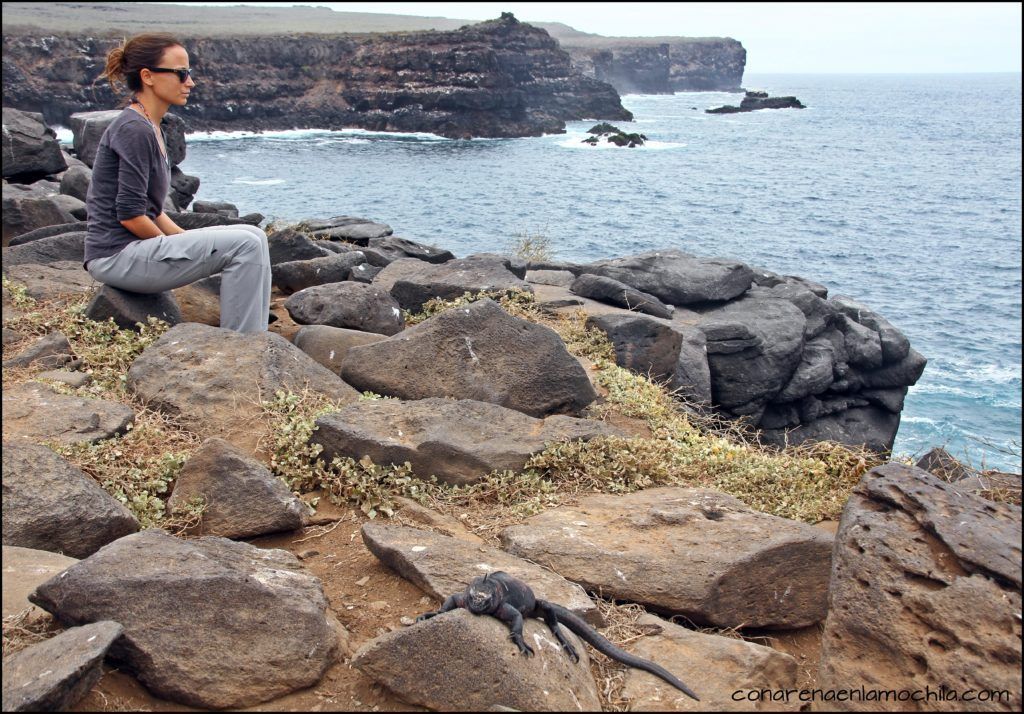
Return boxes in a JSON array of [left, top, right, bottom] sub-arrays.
[[467, 573, 501, 614]]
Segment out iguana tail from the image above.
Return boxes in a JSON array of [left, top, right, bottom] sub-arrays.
[[545, 601, 700, 702]]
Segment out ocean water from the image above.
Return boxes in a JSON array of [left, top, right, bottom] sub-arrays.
[[166, 73, 1021, 471]]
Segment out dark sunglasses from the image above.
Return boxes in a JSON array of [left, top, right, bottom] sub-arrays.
[[145, 67, 193, 82]]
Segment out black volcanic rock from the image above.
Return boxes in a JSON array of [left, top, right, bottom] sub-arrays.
[[707, 90, 805, 114], [3, 14, 632, 139]]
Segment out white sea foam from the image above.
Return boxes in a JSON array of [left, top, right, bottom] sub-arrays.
[[232, 177, 286, 186], [901, 416, 939, 426], [186, 127, 450, 142], [966, 363, 1023, 385], [53, 126, 73, 145], [555, 133, 685, 151]]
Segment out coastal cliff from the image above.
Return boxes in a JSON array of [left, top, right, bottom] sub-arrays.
[[1, 14, 632, 139], [560, 38, 746, 94]]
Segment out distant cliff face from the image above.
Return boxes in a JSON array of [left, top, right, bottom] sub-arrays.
[[564, 39, 746, 94], [1, 14, 632, 138]]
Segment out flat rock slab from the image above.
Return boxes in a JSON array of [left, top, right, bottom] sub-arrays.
[[621, 613, 799, 711], [819, 463, 1022, 711], [1, 620, 122, 712], [1, 382, 134, 445], [126, 322, 358, 453], [2, 260, 97, 300], [341, 298, 597, 418], [2, 545, 78, 619], [29, 530, 340, 710], [500, 487, 833, 629], [167, 437, 310, 538], [581, 249, 754, 305], [314, 397, 622, 485], [284, 281, 404, 335], [361, 522, 600, 624], [373, 254, 533, 312], [2, 441, 139, 558], [352, 608, 601, 712]]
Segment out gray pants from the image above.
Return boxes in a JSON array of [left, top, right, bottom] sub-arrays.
[[86, 224, 271, 333]]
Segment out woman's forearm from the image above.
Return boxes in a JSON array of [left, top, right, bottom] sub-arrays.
[[120, 214, 166, 239]]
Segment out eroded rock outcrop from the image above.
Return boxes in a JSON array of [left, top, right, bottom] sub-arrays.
[[818, 463, 1022, 711]]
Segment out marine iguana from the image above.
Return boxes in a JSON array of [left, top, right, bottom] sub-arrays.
[[416, 570, 700, 701]]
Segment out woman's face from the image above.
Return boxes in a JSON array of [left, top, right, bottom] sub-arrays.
[[143, 44, 196, 106]]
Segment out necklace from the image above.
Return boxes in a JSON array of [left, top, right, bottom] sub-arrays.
[[130, 97, 167, 159]]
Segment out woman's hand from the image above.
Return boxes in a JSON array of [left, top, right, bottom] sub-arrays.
[[155, 212, 185, 235]]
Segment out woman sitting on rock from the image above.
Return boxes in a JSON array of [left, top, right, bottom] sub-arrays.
[[84, 33, 271, 333]]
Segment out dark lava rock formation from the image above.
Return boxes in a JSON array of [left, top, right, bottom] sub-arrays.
[[2, 14, 632, 139], [707, 90, 805, 114]]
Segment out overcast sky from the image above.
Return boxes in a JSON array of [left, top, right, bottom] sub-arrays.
[[164, 2, 1022, 74]]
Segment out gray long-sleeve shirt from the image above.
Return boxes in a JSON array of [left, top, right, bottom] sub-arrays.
[[84, 108, 170, 265]]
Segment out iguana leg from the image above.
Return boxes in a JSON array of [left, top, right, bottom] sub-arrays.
[[416, 593, 467, 622], [537, 601, 579, 662], [495, 602, 534, 656]]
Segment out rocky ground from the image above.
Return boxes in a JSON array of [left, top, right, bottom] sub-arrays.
[[2, 108, 1021, 712]]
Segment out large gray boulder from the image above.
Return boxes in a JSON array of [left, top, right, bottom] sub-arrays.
[[267, 227, 334, 264], [2, 442, 140, 558], [1, 621, 122, 713], [59, 164, 92, 202], [1, 382, 134, 446], [582, 249, 754, 305], [271, 251, 367, 293], [1, 230, 86, 267], [341, 299, 597, 418], [501, 487, 834, 629], [300, 216, 392, 244], [372, 254, 533, 312], [2, 182, 77, 245], [284, 281, 404, 335], [586, 313, 712, 402], [1, 107, 67, 180], [126, 322, 358, 453], [366, 235, 455, 264], [819, 463, 1022, 711], [571, 273, 674, 318], [84, 285, 182, 331], [166, 438, 310, 538], [352, 608, 601, 712], [830, 295, 910, 363], [68, 110, 122, 168], [698, 287, 807, 416], [6, 221, 85, 246], [760, 404, 902, 453], [29, 530, 340, 709], [361, 522, 600, 622], [313, 397, 622, 485]]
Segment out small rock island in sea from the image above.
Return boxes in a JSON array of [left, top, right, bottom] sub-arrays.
[[707, 89, 806, 114], [581, 122, 648, 147]]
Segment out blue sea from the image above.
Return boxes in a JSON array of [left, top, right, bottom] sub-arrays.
[[169, 73, 1022, 472]]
